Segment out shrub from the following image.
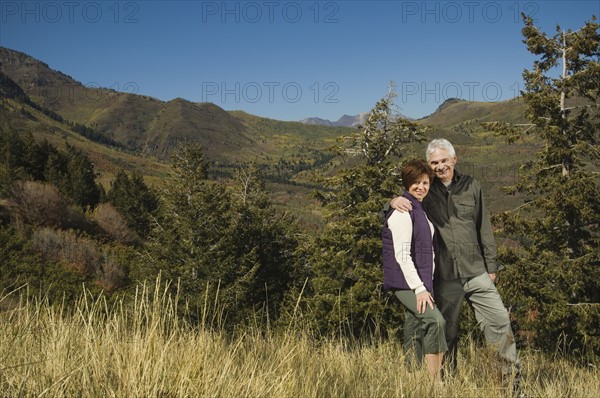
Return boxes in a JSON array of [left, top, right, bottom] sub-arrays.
[[0, 225, 87, 304], [29, 227, 130, 294], [92, 203, 139, 244], [8, 180, 70, 229], [96, 247, 128, 293], [30, 228, 101, 275]]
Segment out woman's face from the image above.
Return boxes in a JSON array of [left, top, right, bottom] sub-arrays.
[[408, 174, 430, 202]]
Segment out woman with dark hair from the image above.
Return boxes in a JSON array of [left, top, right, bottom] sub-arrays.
[[382, 159, 446, 382]]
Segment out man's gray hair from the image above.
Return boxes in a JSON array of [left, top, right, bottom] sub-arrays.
[[426, 138, 456, 161]]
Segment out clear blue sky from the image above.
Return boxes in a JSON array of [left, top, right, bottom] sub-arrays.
[[1, 1, 598, 121]]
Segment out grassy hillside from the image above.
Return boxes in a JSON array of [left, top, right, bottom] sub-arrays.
[[230, 110, 352, 170], [0, 78, 170, 189], [0, 47, 356, 229], [0, 47, 352, 163], [1, 46, 542, 217], [420, 97, 528, 129]]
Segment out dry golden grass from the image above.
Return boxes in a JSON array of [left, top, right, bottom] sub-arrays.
[[1, 283, 597, 397]]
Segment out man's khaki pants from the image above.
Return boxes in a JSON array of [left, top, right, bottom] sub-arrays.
[[434, 272, 521, 380]]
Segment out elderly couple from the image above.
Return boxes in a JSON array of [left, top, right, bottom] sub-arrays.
[[382, 138, 523, 393]]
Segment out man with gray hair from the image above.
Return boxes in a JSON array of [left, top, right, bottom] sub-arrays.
[[390, 138, 523, 395]]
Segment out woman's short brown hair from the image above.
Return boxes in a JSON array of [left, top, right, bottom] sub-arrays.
[[401, 159, 435, 190]]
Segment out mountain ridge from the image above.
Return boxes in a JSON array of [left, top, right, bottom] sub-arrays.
[[1, 46, 530, 152], [1, 47, 367, 164], [1, 45, 536, 212], [0, 46, 354, 180], [300, 112, 370, 128], [300, 110, 417, 128]]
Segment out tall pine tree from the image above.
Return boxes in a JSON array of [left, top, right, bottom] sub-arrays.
[[303, 90, 430, 337], [105, 169, 158, 238], [486, 15, 600, 357], [141, 144, 299, 328]]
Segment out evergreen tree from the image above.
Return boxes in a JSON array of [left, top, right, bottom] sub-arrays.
[[0, 130, 62, 188], [142, 144, 226, 306], [224, 165, 300, 325], [142, 145, 299, 328], [44, 144, 102, 210], [0, 129, 28, 196], [105, 169, 158, 238], [65, 144, 102, 209], [486, 15, 600, 356], [303, 90, 430, 337], [43, 148, 68, 190], [23, 137, 57, 182]]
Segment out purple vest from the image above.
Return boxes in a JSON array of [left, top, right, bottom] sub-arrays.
[[382, 192, 434, 292]]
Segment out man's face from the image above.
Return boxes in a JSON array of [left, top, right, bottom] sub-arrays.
[[428, 149, 456, 183]]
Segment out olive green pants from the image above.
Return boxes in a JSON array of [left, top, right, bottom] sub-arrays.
[[394, 290, 447, 369]]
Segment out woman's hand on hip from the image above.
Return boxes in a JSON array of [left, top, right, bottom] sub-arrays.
[[416, 291, 435, 314]]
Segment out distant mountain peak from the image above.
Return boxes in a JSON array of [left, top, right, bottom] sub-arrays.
[[300, 111, 414, 128], [299, 117, 336, 126], [437, 98, 467, 111], [300, 113, 369, 128]]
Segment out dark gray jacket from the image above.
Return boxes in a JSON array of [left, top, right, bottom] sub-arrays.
[[423, 170, 500, 280]]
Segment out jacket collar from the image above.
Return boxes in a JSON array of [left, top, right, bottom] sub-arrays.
[[452, 169, 462, 184], [434, 169, 462, 189], [402, 191, 424, 210]]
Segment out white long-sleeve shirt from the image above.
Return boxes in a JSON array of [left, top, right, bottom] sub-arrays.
[[387, 210, 435, 294]]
